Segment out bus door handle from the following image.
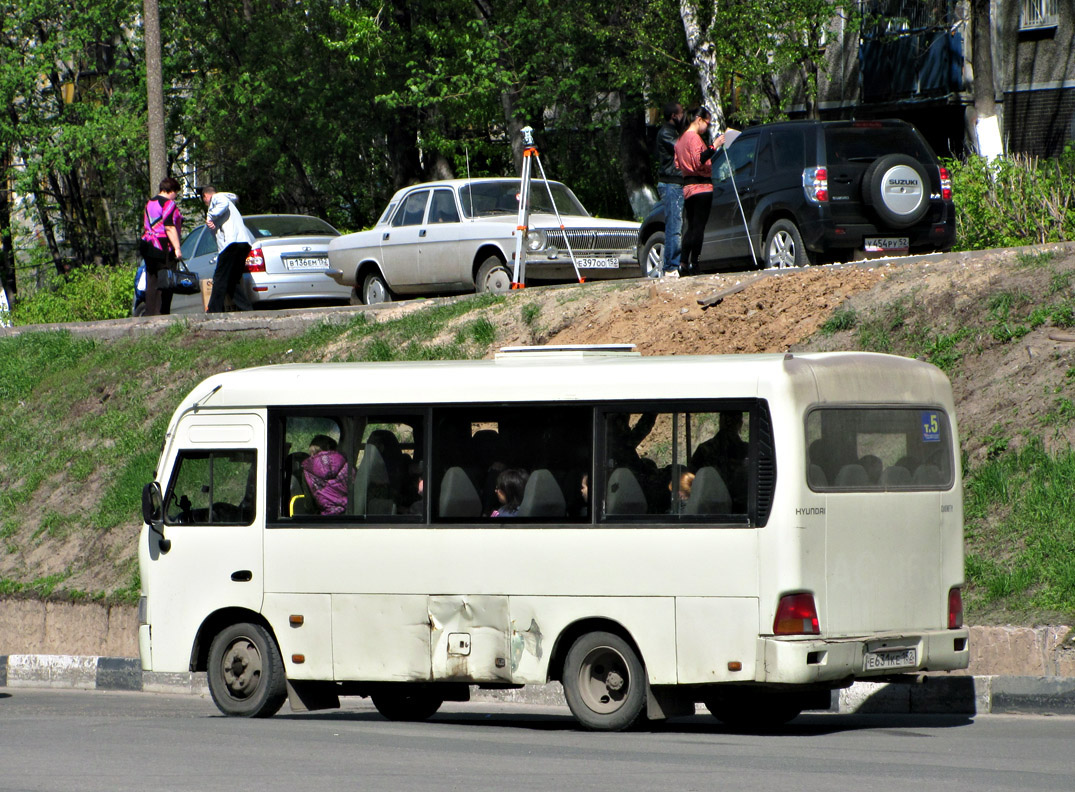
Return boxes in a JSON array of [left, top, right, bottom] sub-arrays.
[[231, 570, 253, 582]]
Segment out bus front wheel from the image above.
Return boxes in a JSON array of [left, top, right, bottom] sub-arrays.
[[207, 622, 287, 718], [562, 631, 646, 731]]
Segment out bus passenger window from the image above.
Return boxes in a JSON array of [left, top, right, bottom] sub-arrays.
[[166, 450, 256, 526], [431, 406, 591, 522], [278, 414, 424, 521], [601, 408, 750, 522]]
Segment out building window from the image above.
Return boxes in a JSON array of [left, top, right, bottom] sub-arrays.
[[1020, 0, 1059, 31]]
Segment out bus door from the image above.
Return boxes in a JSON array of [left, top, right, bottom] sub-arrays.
[[429, 595, 512, 683], [146, 414, 264, 669]]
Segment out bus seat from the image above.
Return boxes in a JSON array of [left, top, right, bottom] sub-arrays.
[[606, 467, 647, 515], [518, 469, 566, 518], [354, 443, 395, 515], [685, 466, 731, 514], [835, 464, 868, 487], [913, 464, 943, 485], [808, 464, 828, 488], [880, 465, 912, 486], [438, 466, 482, 518]]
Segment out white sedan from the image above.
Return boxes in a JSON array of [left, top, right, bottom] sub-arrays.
[[327, 178, 644, 304]]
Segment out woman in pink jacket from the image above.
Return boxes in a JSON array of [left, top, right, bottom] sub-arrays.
[[674, 107, 724, 276]]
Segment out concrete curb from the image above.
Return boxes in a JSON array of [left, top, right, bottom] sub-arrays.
[[4, 654, 1075, 715]]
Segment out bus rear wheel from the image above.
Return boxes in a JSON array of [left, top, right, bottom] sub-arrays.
[[562, 631, 646, 731], [207, 622, 287, 718], [371, 689, 443, 721]]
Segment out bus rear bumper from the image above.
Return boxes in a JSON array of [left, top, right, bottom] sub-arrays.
[[758, 628, 970, 684]]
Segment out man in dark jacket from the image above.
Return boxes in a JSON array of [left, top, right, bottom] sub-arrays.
[[655, 102, 685, 278]]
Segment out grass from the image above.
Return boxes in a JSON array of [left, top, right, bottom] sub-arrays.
[[963, 438, 1075, 618], [819, 306, 857, 335]]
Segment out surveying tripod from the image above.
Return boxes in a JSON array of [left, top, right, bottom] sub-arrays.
[[510, 126, 583, 288]]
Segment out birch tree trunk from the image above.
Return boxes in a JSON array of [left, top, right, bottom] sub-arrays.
[[679, 0, 726, 131]]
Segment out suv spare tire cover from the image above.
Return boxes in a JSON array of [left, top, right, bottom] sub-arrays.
[[862, 153, 930, 229]]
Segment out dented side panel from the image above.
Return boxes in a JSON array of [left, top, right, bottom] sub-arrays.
[[332, 594, 431, 682], [507, 596, 678, 684], [429, 596, 511, 682]]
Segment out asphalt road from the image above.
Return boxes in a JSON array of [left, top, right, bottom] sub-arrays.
[[2, 689, 1074, 792]]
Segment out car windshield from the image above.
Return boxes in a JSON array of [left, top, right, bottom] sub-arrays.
[[458, 181, 589, 219], [246, 216, 339, 238]]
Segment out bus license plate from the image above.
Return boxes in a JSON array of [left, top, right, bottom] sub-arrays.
[[577, 257, 619, 269], [864, 237, 908, 253], [863, 647, 917, 672], [283, 256, 329, 270]]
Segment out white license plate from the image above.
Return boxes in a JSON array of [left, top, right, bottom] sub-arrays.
[[283, 256, 329, 271], [864, 237, 909, 252], [863, 647, 917, 672], [576, 257, 619, 269]]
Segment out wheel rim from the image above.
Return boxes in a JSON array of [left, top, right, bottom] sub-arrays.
[[482, 266, 511, 293], [645, 242, 663, 276], [575, 644, 632, 715], [220, 636, 263, 701], [768, 230, 796, 269], [365, 277, 388, 304]]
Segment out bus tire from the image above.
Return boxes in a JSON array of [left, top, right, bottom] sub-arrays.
[[371, 689, 443, 722], [562, 631, 646, 731], [703, 690, 802, 730], [207, 622, 287, 718]]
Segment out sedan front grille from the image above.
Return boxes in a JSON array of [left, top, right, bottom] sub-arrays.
[[544, 228, 637, 253]]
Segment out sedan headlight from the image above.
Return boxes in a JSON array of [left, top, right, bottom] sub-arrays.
[[526, 229, 547, 252]]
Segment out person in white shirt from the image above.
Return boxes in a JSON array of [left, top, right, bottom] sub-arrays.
[[198, 185, 257, 313]]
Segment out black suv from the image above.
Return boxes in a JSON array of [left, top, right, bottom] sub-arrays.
[[638, 119, 955, 271]]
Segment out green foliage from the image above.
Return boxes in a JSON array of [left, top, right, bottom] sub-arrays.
[[820, 306, 857, 335], [946, 153, 1075, 250], [11, 265, 134, 325], [521, 302, 542, 327], [964, 439, 1075, 616]]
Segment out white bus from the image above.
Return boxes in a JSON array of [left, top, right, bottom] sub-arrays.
[[138, 347, 969, 730]]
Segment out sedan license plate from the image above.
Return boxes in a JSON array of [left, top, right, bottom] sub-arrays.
[[864, 237, 909, 253], [577, 257, 619, 269], [863, 647, 917, 672], [282, 256, 329, 271]]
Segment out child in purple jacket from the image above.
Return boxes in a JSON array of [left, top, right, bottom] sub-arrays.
[[301, 434, 350, 515]]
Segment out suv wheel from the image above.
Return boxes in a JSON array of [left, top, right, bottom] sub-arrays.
[[764, 220, 811, 269], [862, 154, 930, 229], [639, 232, 664, 278]]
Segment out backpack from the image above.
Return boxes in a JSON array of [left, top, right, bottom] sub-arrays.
[[140, 197, 178, 260]]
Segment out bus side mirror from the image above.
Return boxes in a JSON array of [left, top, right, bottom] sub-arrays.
[[141, 482, 171, 553]]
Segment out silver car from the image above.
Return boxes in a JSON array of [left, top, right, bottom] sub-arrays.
[[165, 214, 349, 312], [327, 179, 643, 304]]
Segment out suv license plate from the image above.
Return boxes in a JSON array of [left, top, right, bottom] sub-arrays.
[[577, 257, 619, 269], [283, 256, 329, 270], [864, 237, 909, 253], [863, 647, 917, 672]]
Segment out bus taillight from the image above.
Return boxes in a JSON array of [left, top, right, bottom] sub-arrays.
[[948, 587, 963, 629], [773, 593, 820, 635]]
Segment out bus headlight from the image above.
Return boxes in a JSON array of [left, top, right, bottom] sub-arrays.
[[526, 229, 547, 252]]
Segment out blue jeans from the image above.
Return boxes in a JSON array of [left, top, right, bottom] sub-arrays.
[[658, 182, 683, 273]]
